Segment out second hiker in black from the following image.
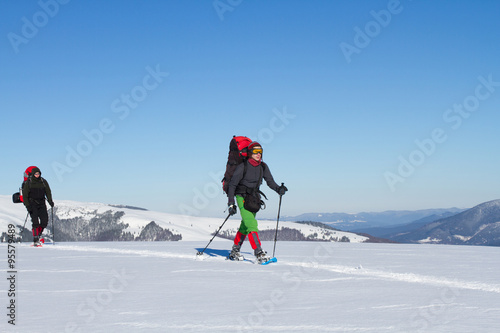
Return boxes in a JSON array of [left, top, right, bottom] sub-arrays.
[[22, 167, 54, 246]]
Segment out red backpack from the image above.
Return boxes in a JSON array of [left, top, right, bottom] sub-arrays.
[[12, 166, 38, 203], [222, 136, 252, 193]]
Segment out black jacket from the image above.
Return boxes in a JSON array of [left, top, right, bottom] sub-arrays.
[[227, 160, 279, 205], [22, 176, 53, 209]]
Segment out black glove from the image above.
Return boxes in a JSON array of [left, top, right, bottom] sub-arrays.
[[228, 204, 237, 216], [277, 184, 288, 196], [49, 201, 54, 207]]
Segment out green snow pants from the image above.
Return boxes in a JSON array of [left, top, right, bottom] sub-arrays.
[[236, 195, 259, 234]]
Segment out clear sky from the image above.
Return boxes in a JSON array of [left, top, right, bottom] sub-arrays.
[[1, 0, 499, 219]]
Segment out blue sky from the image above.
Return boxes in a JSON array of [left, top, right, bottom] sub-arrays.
[[1, 0, 500, 219]]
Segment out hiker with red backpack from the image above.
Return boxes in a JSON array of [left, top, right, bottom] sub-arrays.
[[22, 167, 54, 246], [225, 140, 287, 263]]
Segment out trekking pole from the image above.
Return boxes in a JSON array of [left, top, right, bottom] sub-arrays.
[[272, 183, 284, 257], [21, 212, 29, 242], [45, 199, 56, 245], [51, 207, 55, 245], [196, 213, 231, 256]]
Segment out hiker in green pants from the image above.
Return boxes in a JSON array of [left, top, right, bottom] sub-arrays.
[[226, 142, 287, 263]]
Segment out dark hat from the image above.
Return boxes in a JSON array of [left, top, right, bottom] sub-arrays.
[[248, 141, 262, 151], [31, 167, 41, 175]]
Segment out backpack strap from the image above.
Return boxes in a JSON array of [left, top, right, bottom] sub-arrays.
[[256, 164, 268, 200], [24, 177, 50, 204], [40, 177, 48, 190], [243, 161, 266, 184], [241, 162, 268, 198], [235, 161, 268, 197]]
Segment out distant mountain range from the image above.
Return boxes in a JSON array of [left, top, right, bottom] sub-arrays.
[[285, 200, 500, 247], [389, 199, 500, 246], [355, 212, 461, 238], [294, 200, 500, 246], [285, 208, 466, 231]]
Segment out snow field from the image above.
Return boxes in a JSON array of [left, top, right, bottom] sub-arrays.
[[1, 241, 499, 332]]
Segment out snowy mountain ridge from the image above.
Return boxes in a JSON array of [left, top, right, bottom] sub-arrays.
[[285, 207, 466, 230], [392, 199, 500, 246], [0, 195, 367, 243]]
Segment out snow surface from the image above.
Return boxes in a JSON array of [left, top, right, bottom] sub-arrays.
[[1, 241, 499, 332]]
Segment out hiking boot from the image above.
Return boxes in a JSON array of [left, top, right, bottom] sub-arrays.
[[228, 247, 244, 261], [32, 235, 42, 246], [255, 250, 270, 264]]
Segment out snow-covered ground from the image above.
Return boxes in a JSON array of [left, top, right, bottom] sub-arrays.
[[1, 241, 499, 332]]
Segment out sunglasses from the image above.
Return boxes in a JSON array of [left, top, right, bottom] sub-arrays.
[[251, 148, 263, 154]]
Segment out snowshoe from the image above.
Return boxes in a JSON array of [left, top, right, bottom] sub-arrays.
[[227, 249, 245, 261], [255, 250, 271, 264]]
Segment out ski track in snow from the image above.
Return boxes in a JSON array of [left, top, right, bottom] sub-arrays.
[[43, 243, 500, 295], [283, 261, 500, 294], [45, 243, 195, 259], [141, 324, 396, 332]]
